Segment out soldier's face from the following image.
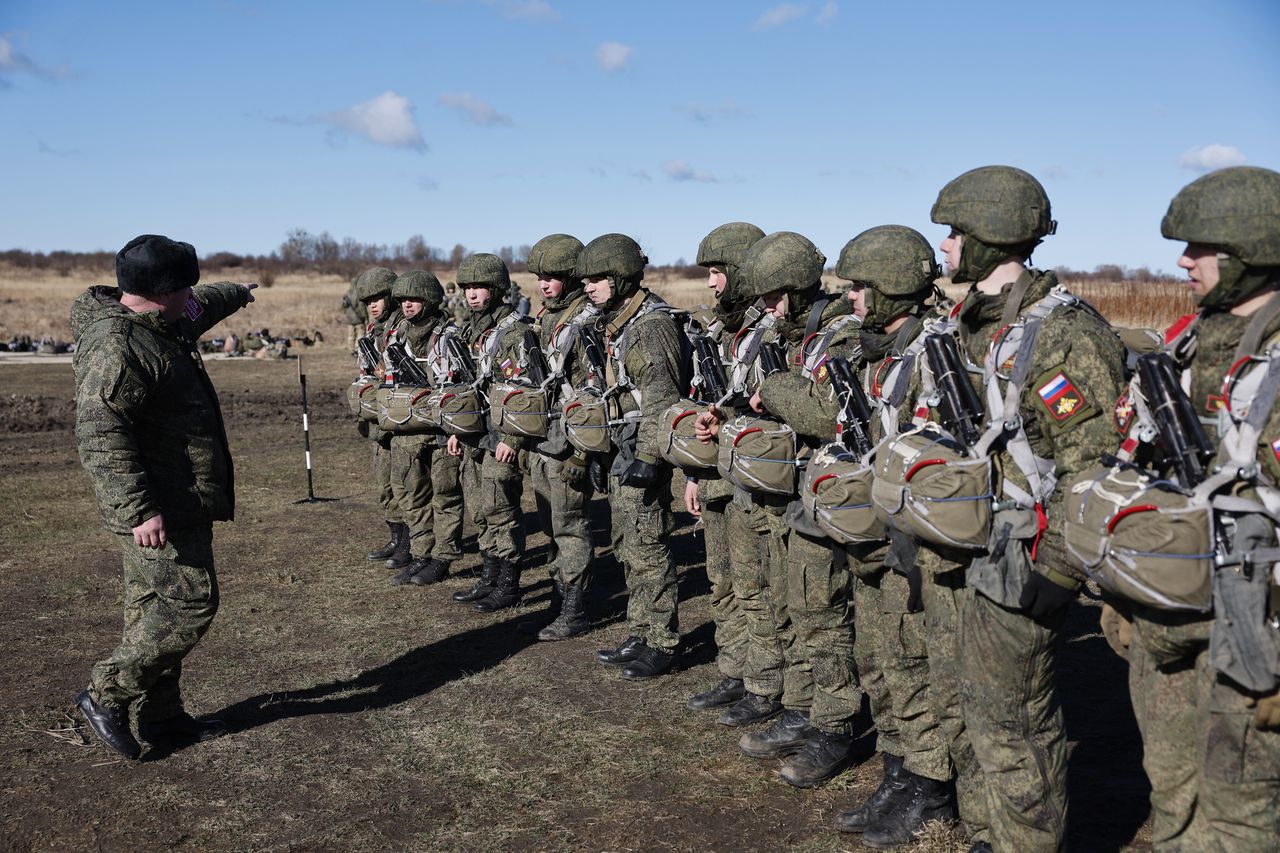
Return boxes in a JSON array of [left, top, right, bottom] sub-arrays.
[[846, 283, 867, 319], [762, 290, 788, 319], [707, 267, 727, 296], [401, 297, 424, 319], [464, 286, 490, 309], [585, 275, 613, 306], [1177, 243, 1221, 296], [539, 276, 565, 299], [367, 297, 388, 321], [939, 230, 962, 276]]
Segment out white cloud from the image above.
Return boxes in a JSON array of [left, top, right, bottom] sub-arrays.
[[320, 91, 426, 151], [0, 32, 71, 81], [1178, 144, 1246, 172], [753, 3, 808, 30], [663, 160, 718, 183], [816, 0, 838, 25], [678, 99, 751, 123], [595, 41, 632, 73], [437, 92, 512, 126], [495, 0, 558, 21]]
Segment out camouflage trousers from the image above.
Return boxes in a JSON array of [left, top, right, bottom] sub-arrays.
[[725, 497, 790, 702], [700, 490, 747, 682], [458, 444, 525, 562], [609, 471, 678, 653], [529, 451, 592, 586], [959, 588, 1068, 853], [89, 525, 218, 723], [788, 530, 862, 731], [1129, 624, 1280, 851], [854, 562, 948, 782], [373, 432, 402, 524], [389, 434, 458, 560], [428, 440, 465, 562], [918, 544, 989, 835]]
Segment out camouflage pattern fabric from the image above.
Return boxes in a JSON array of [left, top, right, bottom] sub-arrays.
[[726, 498, 792, 703], [529, 451, 591, 585], [609, 472, 678, 653], [89, 526, 218, 720], [459, 444, 524, 562], [787, 530, 860, 730], [701, 493, 747, 681], [429, 447, 464, 562], [606, 295, 685, 464], [374, 436, 402, 524]]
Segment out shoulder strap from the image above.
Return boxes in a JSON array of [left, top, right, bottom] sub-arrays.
[[804, 296, 832, 339], [1234, 290, 1280, 362]]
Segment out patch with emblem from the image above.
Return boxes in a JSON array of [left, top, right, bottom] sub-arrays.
[[500, 356, 514, 377], [183, 295, 204, 322], [1205, 394, 1225, 414], [1032, 367, 1096, 429], [1273, 437, 1280, 467], [1113, 390, 1135, 434], [813, 356, 830, 384]]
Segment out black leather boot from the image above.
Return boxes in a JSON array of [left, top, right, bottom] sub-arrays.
[[138, 711, 227, 746], [76, 689, 141, 759], [453, 555, 500, 602], [595, 635, 646, 665], [538, 579, 590, 640], [835, 753, 908, 833], [390, 555, 430, 585], [687, 677, 746, 711], [366, 521, 404, 561], [738, 709, 814, 759], [384, 524, 412, 569], [474, 559, 521, 612], [621, 646, 676, 680], [408, 558, 451, 586], [862, 772, 956, 848], [780, 729, 855, 788], [718, 692, 783, 727]]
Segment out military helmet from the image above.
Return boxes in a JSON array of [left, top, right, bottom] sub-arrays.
[[456, 253, 511, 290], [527, 233, 584, 280], [930, 166, 1056, 246], [391, 270, 445, 309], [445, 281, 456, 293], [354, 266, 397, 303], [696, 222, 767, 270], [576, 233, 647, 282], [737, 231, 827, 302], [1161, 166, 1280, 267], [836, 225, 939, 295]]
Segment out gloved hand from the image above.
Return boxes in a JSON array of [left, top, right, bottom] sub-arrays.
[[619, 457, 658, 488], [1018, 571, 1078, 621], [1099, 602, 1133, 660], [588, 454, 609, 495], [1247, 689, 1280, 731], [562, 452, 588, 489]]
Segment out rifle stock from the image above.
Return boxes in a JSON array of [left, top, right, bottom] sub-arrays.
[[1136, 353, 1213, 488], [827, 356, 874, 455], [924, 333, 984, 448]]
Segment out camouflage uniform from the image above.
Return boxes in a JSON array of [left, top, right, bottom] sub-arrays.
[[342, 279, 367, 354], [72, 280, 252, 721]]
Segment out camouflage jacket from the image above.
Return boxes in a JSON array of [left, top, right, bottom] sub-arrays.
[[538, 290, 593, 393], [71, 283, 252, 534], [956, 269, 1127, 581], [758, 296, 861, 443], [341, 282, 367, 325], [458, 301, 528, 451], [602, 291, 684, 465]]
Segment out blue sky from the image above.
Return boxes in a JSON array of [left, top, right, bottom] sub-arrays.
[[2, 0, 1278, 272]]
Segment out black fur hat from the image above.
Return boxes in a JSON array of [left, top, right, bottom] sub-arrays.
[[116, 234, 200, 296]]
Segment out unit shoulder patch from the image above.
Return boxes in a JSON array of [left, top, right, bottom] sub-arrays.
[[1031, 365, 1098, 432], [1113, 390, 1135, 435]]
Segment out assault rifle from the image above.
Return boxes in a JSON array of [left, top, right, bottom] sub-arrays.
[[385, 341, 432, 386], [1136, 352, 1214, 489], [579, 324, 609, 388], [924, 333, 985, 449], [445, 336, 478, 385], [522, 327, 550, 386], [827, 356, 875, 456], [758, 342, 787, 378], [691, 333, 730, 405], [357, 336, 381, 377]]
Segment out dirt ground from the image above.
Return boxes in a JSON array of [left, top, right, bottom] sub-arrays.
[[0, 341, 1153, 852]]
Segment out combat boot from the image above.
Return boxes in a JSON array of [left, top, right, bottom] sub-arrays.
[[474, 559, 521, 612], [366, 521, 406, 561], [834, 753, 908, 833], [780, 728, 855, 788], [595, 635, 646, 665], [384, 525, 413, 569], [408, 558, 451, 586], [453, 555, 500, 603], [718, 693, 783, 727], [687, 677, 746, 711], [538, 579, 590, 640], [738, 709, 815, 759], [76, 689, 141, 760], [621, 646, 676, 680], [138, 712, 227, 746], [861, 772, 956, 848], [390, 555, 431, 585]]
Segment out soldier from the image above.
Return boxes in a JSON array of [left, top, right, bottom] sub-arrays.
[[445, 281, 468, 323], [683, 222, 764, 712], [928, 166, 1127, 852], [1077, 166, 1280, 849], [830, 226, 956, 845], [341, 277, 367, 355], [384, 271, 457, 586], [446, 253, 530, 611], [355, 267, 411, 570], [582, 234, 685, 680], [521, 234, 598, 640], [71, 234, 257, 759]]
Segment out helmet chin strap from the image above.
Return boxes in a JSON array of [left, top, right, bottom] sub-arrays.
[[1197, 252, 1280, 313]]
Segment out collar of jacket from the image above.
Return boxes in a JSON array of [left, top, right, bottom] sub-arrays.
[[603, 290, 649, 338]]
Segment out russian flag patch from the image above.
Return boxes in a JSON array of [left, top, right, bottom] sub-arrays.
[[1037, 372, 1084, 421], [1272, 437, 1280, 466], [183, 295, 204, 322]]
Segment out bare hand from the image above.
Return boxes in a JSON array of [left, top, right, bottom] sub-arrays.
[[447, 434, 462, 457], [749, 389, 764, 413], [133, 514, 167, 549], [494, 441, 517, 464], [241, 283, 259, 303], [694, 406, 723, 443], [684, 480, 702, 517]]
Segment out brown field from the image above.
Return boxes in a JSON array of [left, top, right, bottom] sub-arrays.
[[0, 269, 1158, 851]]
